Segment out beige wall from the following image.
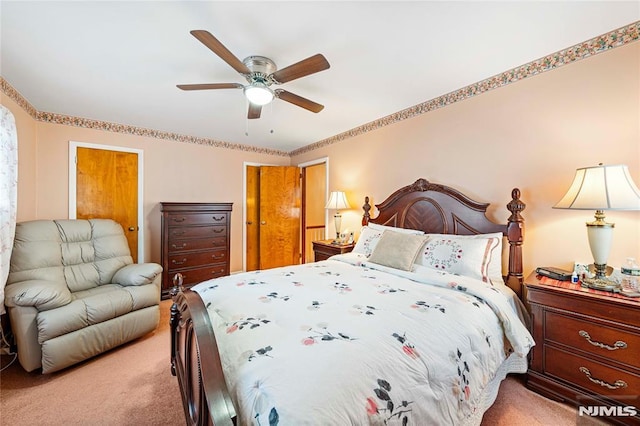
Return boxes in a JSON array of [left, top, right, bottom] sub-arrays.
[[3, 41, 639, 277], [292, 41, 640, 276], [0, 94, 289, 271]]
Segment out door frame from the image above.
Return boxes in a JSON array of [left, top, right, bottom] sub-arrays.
[[68, 141, 145, 262], [242, 158, 329, 271]]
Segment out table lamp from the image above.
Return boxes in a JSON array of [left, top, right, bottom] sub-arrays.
[[553, 163, 640, 289], [325, 191, 350, 244]]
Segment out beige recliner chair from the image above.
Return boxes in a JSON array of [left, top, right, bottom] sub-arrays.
[[4, 219, 162, 373]]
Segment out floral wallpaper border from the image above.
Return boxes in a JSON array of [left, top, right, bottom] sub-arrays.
[[1, 21, 638, 158], [290, 20, 639, 156]]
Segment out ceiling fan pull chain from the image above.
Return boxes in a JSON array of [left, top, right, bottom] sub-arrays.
[[269, 102, 274, 134]]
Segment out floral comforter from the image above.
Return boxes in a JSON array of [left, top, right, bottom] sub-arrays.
[[192, 253, 534, 426]]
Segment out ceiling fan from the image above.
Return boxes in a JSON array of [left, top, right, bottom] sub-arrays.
[[177, 30, 330, 119]]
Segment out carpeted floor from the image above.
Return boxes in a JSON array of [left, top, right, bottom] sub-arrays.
[[0, 300, 592, 425]]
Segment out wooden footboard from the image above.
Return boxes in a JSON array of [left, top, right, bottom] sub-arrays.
[[170, 274, 236, 426]]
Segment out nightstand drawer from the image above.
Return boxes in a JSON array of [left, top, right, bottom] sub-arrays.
[[545, 346, 640, 405], [312, 240, 354, 262], [545, 311, 640, 368]]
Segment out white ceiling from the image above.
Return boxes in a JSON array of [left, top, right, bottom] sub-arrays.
[[1, 1, 638, 153]]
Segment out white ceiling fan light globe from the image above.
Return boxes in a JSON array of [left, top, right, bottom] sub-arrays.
[[244, 83, 274, 106]]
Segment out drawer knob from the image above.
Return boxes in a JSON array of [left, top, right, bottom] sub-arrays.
[[578, 330, 627, 351], [172, 258, 187, 265], [172, 217, 186, 223], [579, 367, 627, 390]]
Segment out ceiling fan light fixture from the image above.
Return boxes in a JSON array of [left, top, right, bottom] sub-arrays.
[[244, 83, 274, 106]]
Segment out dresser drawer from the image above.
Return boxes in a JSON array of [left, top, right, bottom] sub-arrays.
[[166, 213, 228, 226], [170, 265, 229, 286], [545, 311, 640, 368], [168, 249, 228, 269], [168, 225, 227, 240], [168, 236, 227, 253], [544, 346, 640, 405]]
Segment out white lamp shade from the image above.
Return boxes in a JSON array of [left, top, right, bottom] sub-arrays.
[[554, 164, 640, 210], [243, 83, 274, 106], [325, 191, 351, 210]]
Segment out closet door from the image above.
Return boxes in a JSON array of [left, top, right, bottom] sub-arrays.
[[76, 147, 139, 262]]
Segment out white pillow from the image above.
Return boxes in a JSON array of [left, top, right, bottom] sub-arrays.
[[367, 222, 425, 235], [352, 226, 384, 257], [353, 225, 424, 257], [415, 233, 502, 284]]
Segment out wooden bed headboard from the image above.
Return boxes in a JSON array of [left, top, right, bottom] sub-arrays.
[[361, 178, 526, 298]]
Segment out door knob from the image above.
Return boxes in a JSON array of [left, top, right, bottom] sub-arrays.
[[128, 227, 135, 231], [260, 221, 266, 225]]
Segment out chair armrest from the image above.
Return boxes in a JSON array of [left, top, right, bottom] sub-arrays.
[[113, 263, 162, 286], [4, 280, 72, 311]]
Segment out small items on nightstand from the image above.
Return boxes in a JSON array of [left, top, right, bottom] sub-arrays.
[[570, 270, 579, 284], [621, 257, 640, 297], [535, 266, 573, 281]]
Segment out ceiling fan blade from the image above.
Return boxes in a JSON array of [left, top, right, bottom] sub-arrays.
[[176, 83, 243, 91], [248, 103, 262, 119], [190, 30, 251, 75], [276, 90, 324, 113], [270, 54, 330, 84]]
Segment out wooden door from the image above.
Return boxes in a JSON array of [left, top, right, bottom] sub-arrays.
[[259, 166, 301, 269], [245, 165, 260, 271], [76, 147, 139, 262]]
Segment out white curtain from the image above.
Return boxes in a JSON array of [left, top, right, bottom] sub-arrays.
[[1, 106, 18, 315]]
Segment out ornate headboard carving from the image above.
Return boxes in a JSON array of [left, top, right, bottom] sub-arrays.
[[362, 178, 526, 298]]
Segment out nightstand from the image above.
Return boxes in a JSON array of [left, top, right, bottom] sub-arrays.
[[312, 239, 355, 261], [524, 272, 640, 424]]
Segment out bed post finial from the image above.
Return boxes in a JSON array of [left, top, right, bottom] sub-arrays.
[[362, 196, 371, 226], [506, 188, 526, 298]]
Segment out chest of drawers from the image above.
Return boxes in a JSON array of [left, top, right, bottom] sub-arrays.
[[525, 273, 640, 424], [160, 202, 232, 298]]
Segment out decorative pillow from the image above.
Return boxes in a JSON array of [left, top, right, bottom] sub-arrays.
[[367, 222, 425, 235], [368, 231, 428, 271], [352, 226, 384, 257], [415, 233, 501, 283]]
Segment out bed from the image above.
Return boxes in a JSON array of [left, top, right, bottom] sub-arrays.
[[169, 178, 532, 426]]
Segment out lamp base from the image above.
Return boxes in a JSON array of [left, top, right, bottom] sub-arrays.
[[588, 264, 613, 279]]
